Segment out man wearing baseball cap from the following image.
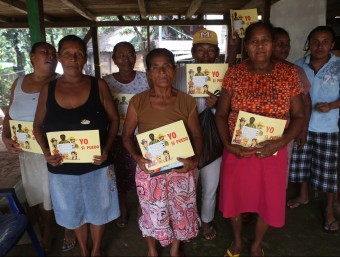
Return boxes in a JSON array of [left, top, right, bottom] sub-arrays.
[[173, 28, 221, 241]]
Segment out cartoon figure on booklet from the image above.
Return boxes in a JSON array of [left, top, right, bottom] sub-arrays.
[[203, 85, 209, 94], [140, 139, 152, 160], [188, 85, 195, 95], [25, 141, 30, 149], [59, 134, 70, 144], [163, 150, 171, 161], [256, 121, 264, 136], [188, 68, 194, 81], [233, 134, 242, 144], [195, 66, 204, 76], [120, 96, 129, 105], [70, 136, 79, 149], [50, 138, 59, 155], [235, 117, 246, 135], [24, 127, 31, 138], [11, 125, 17, 137], [158, 133, 169, 146], [250, 138, 258, 148], [245, 117, 256, 128], [71, 151, 78, 160], [203, 69, 211, 81], [149, 133, 159, 145], [17, 123, 24, 133]]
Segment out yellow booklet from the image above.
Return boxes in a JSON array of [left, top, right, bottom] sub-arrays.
[[136, 120, 195, 177], [186, 63, 228, 97], [231, 111, 287, 148], [112, 93, 134, 135], [9, 120, 43, 154], [230, 9, 258, 38], [46, 130, 101, 163]]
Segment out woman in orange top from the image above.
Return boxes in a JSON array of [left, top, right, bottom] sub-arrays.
[[215, 22, 305, 257]]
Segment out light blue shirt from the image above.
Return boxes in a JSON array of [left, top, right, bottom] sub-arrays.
[[295, 54, 340, 132]]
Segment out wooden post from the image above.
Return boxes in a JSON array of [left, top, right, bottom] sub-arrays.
[[26, 0, 45, 46], [147, 20, 151, 52], [262, 0, 271, 22], [91, 27, 101, 78]]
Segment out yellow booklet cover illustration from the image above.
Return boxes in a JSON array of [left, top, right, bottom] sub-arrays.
[[136, 120, 195, 177], [231, 111, 287, 148], [112, 93, 134, 135], [9, 120, 43, 154], [46, 130, 101, 163], [230, 9, 258, 38], [186, 63, 228, 97]]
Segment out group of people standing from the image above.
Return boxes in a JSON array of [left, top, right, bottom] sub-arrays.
[[1, 21, 339, 257]]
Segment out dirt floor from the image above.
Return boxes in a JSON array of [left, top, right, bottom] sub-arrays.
[[1, 141, 340, 256]]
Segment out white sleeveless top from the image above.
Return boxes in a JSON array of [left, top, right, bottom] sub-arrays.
[[9, 74, 60, 121], [9, 76, 40, 121]]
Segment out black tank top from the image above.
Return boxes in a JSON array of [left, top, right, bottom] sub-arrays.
[[43, 76, 111, 175]]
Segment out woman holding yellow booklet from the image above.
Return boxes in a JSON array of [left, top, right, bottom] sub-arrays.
[[2, 42, 58, 252], [122, 48, 203, 257], [33, 35, 120, 257], [215, 22, 305, 257]]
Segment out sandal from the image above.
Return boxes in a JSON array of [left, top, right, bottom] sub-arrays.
[[224, 241, 241, 257], [225, 249, 240, 257], [286, 198, 309, 208], [62, 232, 76, 252], [323, 219, 339, 234], [202, 225, 217, 241]]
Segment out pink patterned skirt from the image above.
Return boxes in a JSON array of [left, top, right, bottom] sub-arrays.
[[135, 166, 200, 246]]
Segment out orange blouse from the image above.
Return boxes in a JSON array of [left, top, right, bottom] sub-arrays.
[[222, 61, 303, 136]]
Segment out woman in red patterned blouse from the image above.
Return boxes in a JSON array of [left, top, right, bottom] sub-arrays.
[[215, 22, 305, 257]]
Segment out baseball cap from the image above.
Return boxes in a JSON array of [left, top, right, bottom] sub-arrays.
[[193, 29, 218, 45]]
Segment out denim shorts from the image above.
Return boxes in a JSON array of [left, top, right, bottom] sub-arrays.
[[49, 165, 120, 229]]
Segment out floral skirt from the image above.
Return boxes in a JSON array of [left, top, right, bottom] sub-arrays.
[[135, 166, 200, 246]]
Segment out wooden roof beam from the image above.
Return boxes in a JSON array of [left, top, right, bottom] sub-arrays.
[[0, 0, 26, 14], [185, 0, 203, 19], [60, 0, 96, 21], [0, 0, 54, 22], [138, 0, 147, 20], [0, 14, 10, 23]]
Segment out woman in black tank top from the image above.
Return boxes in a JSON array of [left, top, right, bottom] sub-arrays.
[[34, 35, 120, 257]]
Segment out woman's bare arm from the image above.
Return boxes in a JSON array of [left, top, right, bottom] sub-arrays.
[[122, 102, 151, 172], [95, 78, 119, 164], [33, 84, 62, 166], [2, 78, 21, 154]]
